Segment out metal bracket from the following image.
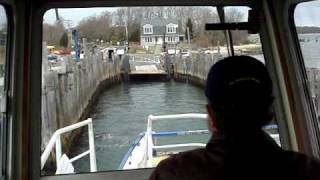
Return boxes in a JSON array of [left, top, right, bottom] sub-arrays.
[[205, 9, 260, 34]]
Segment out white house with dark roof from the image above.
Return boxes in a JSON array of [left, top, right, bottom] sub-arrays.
[[140, 17, 184, 47]]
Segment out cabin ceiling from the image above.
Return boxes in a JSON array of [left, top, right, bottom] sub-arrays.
[[33, 0, 253, 9]]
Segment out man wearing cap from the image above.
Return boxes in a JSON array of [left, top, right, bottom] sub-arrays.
[[149, 56, 320, 180]]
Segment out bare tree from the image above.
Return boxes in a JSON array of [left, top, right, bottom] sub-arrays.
[[193, 7, 248, 47], [225, 8, 249, 45], [77, 11, 113, 42], [225, 8, 246, 22], [69, 6, 248, 47], [43, 20, 67, 47]]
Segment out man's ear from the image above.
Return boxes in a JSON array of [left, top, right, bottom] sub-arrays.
[[206, 104, 218, 134]]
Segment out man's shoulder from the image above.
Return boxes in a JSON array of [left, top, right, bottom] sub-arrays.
[[280, 150, 320, 178], [150, 148, 224, 180], [282, 150, 320, 164], [156, 147, 224, 173], [158, 148, 208, 167]]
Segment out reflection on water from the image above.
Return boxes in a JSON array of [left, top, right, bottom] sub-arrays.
[[72, 81, 208, 172]]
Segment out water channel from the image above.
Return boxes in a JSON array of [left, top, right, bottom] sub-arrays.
[[72, 81, 209, 172]]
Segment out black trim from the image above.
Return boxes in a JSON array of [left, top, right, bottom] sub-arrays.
[[205, 22, 253, 31]]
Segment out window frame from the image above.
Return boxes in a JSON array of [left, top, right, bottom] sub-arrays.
[[143, 24, 153, 35], [166, 23, 176, 34], [289, 1, 320, 155], [0, 3, 12, 180], [27, 1, 303, 180], [257, 0, 320, 156], [37, 4, 280, 180], [168, 36, 175, 42], [145, 37, 152, 42]]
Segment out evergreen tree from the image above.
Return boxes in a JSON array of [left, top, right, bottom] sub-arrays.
[[129, 28, 140, 42], [185, 18, 194, 41], [59, 32, 68, 48]]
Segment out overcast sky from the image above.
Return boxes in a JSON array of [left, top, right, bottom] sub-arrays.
[[42, 3, 320, 28], [43, 8, 115, 27], [0, 6, 7, 27], [294, 1, 320, 27], [1, 3, 320, 28], [43, 6, 250, 27]]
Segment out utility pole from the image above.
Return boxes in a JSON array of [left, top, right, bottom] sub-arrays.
[[126, 7, 130, 52], [217, 6, 234, 56], [124, 22, 128, 46], [55, 9, 60, 21]]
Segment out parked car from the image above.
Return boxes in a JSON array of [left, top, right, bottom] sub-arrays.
[[47, 54, 58, 62]]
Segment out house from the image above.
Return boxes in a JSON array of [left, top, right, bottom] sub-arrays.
[[140, 17, 184, 47]]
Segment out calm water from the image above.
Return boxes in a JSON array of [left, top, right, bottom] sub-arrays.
[[73, 81, 208, 172], [298, 34, 320, 68]]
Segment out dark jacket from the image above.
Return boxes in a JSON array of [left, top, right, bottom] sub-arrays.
[[149, 131, 320, 180]]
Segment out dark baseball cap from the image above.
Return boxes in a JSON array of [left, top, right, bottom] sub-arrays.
[[205, 56, 273, 106]]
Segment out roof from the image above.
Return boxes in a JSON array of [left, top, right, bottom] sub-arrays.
[[141, 17, 181, 35], [141, 17, 179, 27]]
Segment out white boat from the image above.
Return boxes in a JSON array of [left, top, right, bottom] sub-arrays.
[[118, 113, 209, 170], [118, 113, 281, 170]]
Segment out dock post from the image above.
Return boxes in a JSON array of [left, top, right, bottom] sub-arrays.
[[123, 55, 130, 82], [165, 55, 171, 80], [83, 38, 88, 58]]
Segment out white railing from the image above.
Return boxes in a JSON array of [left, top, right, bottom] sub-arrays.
[[129, 55, 160, 64], [41, 118, 97, 173], [145, 113, 208, 167], [153, 143, 206, 150]]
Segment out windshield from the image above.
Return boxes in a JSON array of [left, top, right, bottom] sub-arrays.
[[41, 6, 277, 176]]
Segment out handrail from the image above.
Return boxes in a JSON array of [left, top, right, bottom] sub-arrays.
[[144, 114, 279, 167], [154, 143, 206, 150], [145, 113, 207, 167], [41, 118, 97, 173], [152, 130, 209, 137], [128, 55, 160, 64], [147, 113, 208, 136], [148, 114, 207, 121]]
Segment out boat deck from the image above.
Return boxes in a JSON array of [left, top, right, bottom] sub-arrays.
[[152, 155, 169, 167]]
